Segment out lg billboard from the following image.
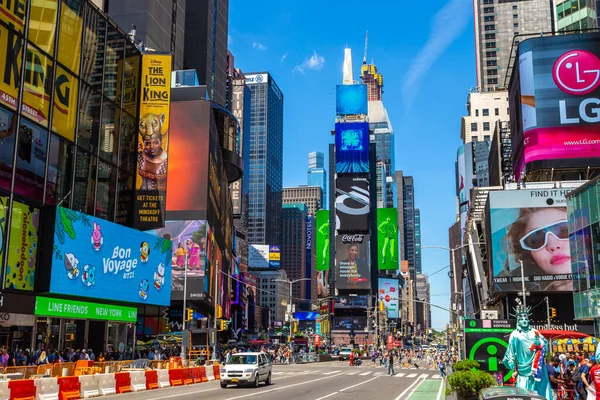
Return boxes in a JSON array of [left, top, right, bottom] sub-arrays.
[[509, 33, 600, 176], [487, 188, 574, 293]]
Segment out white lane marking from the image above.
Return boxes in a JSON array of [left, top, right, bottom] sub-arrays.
[[339, 375, 379, 392], [315, 392, 339, 400], [406, 373, 418, 378], [144, 387, 219, 400], [394, 377, 426, 400], [323, 370, 341, 375], [419, 373, 430, 379], [394, 373, 407, 378], [431, 375, 442, 379], [347, 371, 360, 375], [223, 372, 344, 400], [436, 378, 445, 400], [359, 372, 371, 376]]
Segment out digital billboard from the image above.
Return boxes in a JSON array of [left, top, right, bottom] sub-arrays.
[[269, 245, 281, 268], [5, 200, 40, 291], [333, 316, 367, 331], [488, 188, 574, 293], [134, 53, 172, 230], [335, 234, 370, 290], [165, 100, 211, 219], [335, 175, 370, 232], [249, 245, 276, 269], [335, 122, 370, 174], [465, 319, 516, 381], [336, 84, 368, 115], [378, 278, 399, 319], [151, 220, 208, 300], [510, 33, 600, 176], [43, 206, 172, 306], [377, 208, 399, 270], [316, 210, 330, 298], [334, 296, 369, 308]]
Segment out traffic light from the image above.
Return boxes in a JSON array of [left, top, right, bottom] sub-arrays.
[[292, 322, 297, 333], [216, 305, 223, 319], [217, 319, 227, 331], [550, 307, 557, 319], [185, 308, 193, 322], [379, 301, 385, 312]]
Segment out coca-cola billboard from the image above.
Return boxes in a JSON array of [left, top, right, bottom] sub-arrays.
[[335, 234, 370, 291]]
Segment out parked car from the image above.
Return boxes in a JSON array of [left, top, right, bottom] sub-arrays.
[[220, 352, 272, 388], [338, 347, 353, 361]]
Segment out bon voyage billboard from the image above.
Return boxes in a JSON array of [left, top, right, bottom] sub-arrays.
[[511, 32, 600, 176], [487, 188, 573, 293]]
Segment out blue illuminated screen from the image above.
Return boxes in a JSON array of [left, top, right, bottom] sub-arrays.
[[336, 85, 368, 115], [335, 122, 370, 174]]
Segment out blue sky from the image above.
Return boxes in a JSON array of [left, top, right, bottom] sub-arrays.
[[229, 0, 475, 330]]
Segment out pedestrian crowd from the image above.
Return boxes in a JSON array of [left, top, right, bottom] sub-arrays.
[[539, 351, 600, 400]]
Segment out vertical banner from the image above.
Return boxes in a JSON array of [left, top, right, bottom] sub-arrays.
[[6, 201, 40, 291], [377, 208, 399, 270], [134, 53, 172, 229], [316, 210, 330, 298]]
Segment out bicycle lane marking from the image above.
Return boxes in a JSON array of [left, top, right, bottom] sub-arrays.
[[405, 379, 444, 400]]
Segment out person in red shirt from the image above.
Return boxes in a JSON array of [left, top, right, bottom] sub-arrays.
[[349, 350, 355, 367], [589, 356, 600, 400]]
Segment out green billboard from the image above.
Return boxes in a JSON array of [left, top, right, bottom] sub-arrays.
[[35, 296, 137, 322], [316, 210, 330, 271], [377, 208, 399, 270]]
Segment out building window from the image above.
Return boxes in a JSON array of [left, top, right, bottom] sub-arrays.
[[486, 51, 497, 57], [485, 42, 496, 48], [475, 109, 479, 117], [484, 6, 494, 13], [485, 33, 496, 40], [482, 109, 489, 116], [513, 23, 518, 28], [488, 78, 498, 85], [484, 135, 491, 141], [471, 123, 478, 132], [513, 14, 518, 18], [484, 15, 495, 22], [513, 5, 517, 9], [483, 122, 490, 131], [486, 60, 497, 66], [471, 136, 479, 142], [495, 108, 499, 116], [483, 0, 493, 4], [487, 69, 498, 75], [485, 24, 495, 31]]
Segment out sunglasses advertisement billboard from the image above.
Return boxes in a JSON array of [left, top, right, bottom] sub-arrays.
[[336, 85, 368, 115], [335, 175, 370, 233], [335, 122, 370, 174], [40, 206, 173, 306], [510, 33, 600, 177], [376, 208, 399, 271], [134, 53, 172, 230], [335, 234, 370, 290], [150, 220, 208, 300], [488, 189, 574, 293], [378, 278, 399, 319]]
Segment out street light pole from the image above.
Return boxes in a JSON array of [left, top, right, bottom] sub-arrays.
[[181, 255, 188, 363], [272, 278, 311, 343]]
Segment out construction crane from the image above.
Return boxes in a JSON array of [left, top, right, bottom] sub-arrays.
[[363, 31, 368, 64]]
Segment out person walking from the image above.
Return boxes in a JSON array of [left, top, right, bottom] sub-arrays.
[[388, 350, 395, 376], [439, 358, 447, 379]]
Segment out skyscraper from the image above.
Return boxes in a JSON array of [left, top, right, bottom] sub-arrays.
[[415, 208, 422, 275], [307, 152, 326, 207], [283, 187, 322, 216], [184, 0, 229, 106], [415, 273, 431, 333], [553, 0, 599, 32], [396, 171, 417, 281], [245, 72, 284, 246], [473, 0, 552, 91]]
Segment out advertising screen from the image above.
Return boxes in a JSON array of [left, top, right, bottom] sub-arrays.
[[335, 175, 370, 232], [134, 53, 172, 230], [335, 234, 370, 290], [48, 206, 172, 306], [378, 278, 399, 319], [269, 245, 281, 268], [457, 144, 474, 208], [316, 210, 330, 298], [336, 84, 368, 115], [151, 220, 208, 300], [248, 245, 269, 269], [465, 319, 515, 381], [511, 33, 600, 176], [294, 312, 318, 321], [5, 200, 40, 291], [376, 208, 399, 270], [334, 296, 369, 309], [335, 122, 370, 174], [488, 188, 574, 293], [333, 316, 367, 331]]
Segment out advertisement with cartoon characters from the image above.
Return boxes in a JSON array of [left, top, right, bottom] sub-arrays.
[[47, 206, 172, 306], [6, 201, 40, 291]]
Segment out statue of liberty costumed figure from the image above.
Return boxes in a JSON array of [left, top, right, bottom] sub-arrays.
[[502, 303, 552, 399]]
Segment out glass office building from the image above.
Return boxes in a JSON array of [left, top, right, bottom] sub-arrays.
[[245, 73, 284, 246], [307, 151, 326, 208]]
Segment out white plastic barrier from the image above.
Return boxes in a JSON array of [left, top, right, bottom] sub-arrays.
[[34, 378, 59, 400], [78, 375, 100, 398], [129, 371, 146, 392], [205, 366, 215, 381], [97, 373, 116, 396], [156, 370, 170, 388], [0, 380, 9, 400]]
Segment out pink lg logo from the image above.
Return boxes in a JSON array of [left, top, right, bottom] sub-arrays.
[[553, 50, 600, 96]]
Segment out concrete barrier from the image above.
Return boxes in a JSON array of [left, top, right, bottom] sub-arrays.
[[78, 375, 99, 398], [34, 378, 59, 400], [128, 371, 146, 392], [97, 374, 116, 397], [156, 370, 170, 388], [204, 366, 215, 381], [0, 380, 9, 400]]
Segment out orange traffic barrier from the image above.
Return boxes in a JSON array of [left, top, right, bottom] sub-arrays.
[[213, 365, 220, 380], [114, 372, 131, 394], [8, 379, 36, 400], [57, 376, 80, 400], [144, 370, 159, 390], [192, 367, 206, 383], [54, 363, 75, 377], [180, 368, 193, 385], [168, 357, 182, 369], [168, 369, 183, 386], [37, 364, 54, 376], [5, 366, 37, 379]]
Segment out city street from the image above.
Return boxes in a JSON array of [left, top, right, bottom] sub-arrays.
[[98, 362, 445, 400]]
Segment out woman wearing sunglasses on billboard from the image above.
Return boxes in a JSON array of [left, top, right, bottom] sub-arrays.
[[502, 207, 572, 291]]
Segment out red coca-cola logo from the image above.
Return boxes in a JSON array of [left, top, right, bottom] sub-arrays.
[[341, 234, 364, 243], [553, 50, 600, 96]]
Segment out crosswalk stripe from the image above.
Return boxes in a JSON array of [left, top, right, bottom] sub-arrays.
[[406, 373, 418, 378], [396, 373, 406, 377], [347, 371, 360, 375], [323, 370, 341, 375], [419, 373, 429, 379], [430, 375, 442, 379], [359, 372, 371, 376]]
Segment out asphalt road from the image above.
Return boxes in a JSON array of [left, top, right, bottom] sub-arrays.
[[99, 361, 446, 400]]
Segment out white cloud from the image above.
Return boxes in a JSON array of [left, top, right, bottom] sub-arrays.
[[228, 36, 233, 45], [293, 51, 326, 74], [281, 53, 288, 63], [252, 42, 267, 51], [401, 0, 472, 107]]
